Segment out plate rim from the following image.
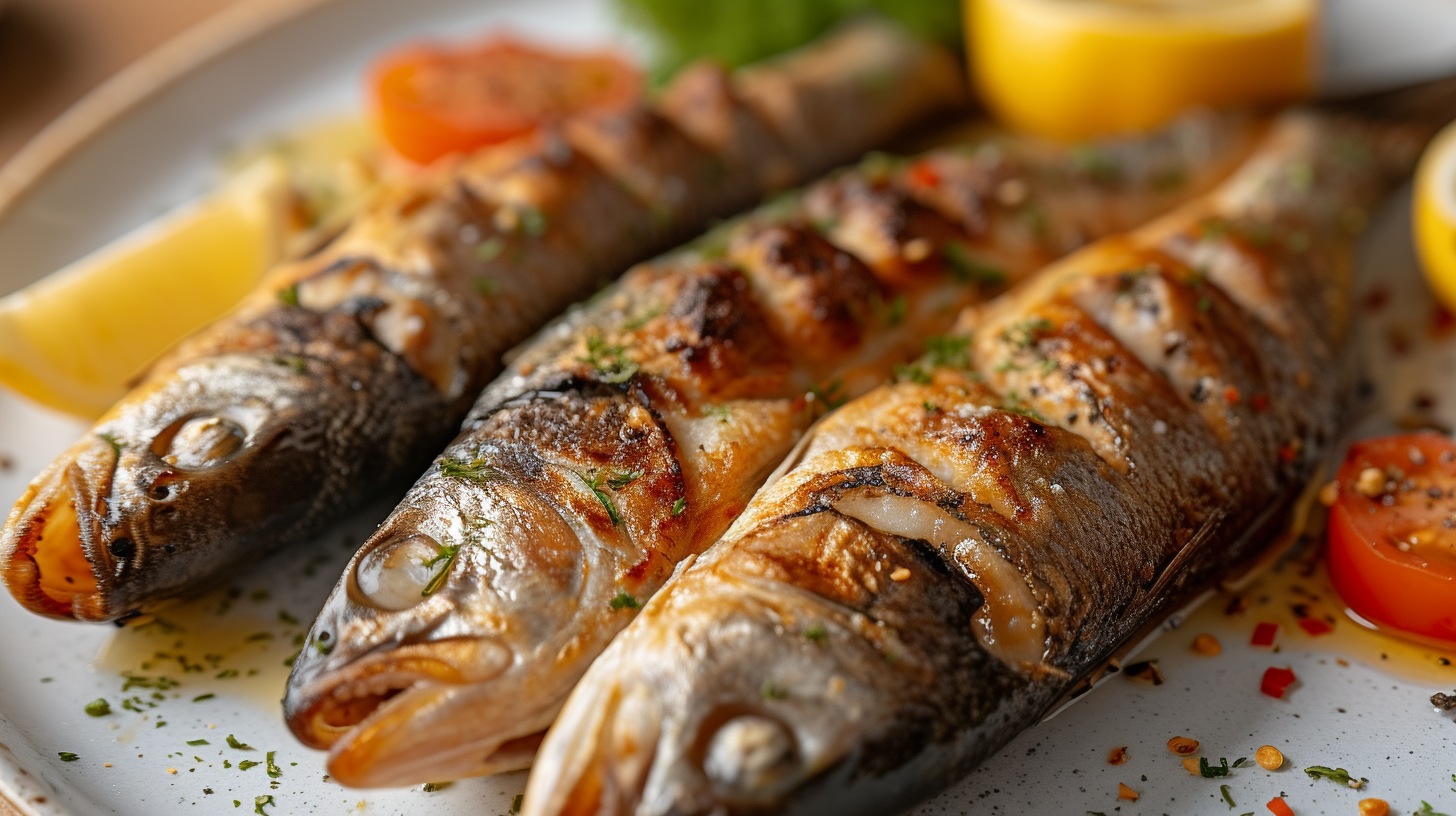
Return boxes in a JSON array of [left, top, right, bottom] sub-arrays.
[[0, 0, 340, 227]]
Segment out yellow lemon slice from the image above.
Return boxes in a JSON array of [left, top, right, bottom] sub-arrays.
[[0, 158, 289, 419], [1415, 118, 1456, 312], [967, 0, 1317, 141]]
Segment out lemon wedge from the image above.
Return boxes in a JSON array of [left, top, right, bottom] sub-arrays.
[[967, 0, 1316, 141], [1415, 119, 1456, 312], [0, 157, 289, 419]]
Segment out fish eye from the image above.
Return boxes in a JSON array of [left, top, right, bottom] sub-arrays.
[[158, 415, 245, 468], [354, 534, 444, 611], [702, 713, 799, 797]]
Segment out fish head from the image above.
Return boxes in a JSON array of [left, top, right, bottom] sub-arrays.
[[283, 463, 607, 788], [1, 354, 342, 621]]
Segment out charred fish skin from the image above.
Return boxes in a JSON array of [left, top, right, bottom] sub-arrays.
[[283, 111, 1255, 787], [520, 112, 1431, 816], [0, 19, 969, 623]]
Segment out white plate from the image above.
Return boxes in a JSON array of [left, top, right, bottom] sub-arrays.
[[2, 1, 1456, 815]]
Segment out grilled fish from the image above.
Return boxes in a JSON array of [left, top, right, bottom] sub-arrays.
[[520, 110, 1431, 816], [0, 19, 967, 622], [283, 111, 1254, 786]]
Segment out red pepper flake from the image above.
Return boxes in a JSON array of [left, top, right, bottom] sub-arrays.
[[1224, 386, 1242, 406], [1433, 303, 1455, 339], [1267, 796, 1295, 816], [1278, 444, 1298, 463], [1297, 618, 1332, 637], [1250, 622, 1279, 647], [1250, 393, 1270, 413], [1261, 666, 1297, 699], [908, 161, 940, 188]]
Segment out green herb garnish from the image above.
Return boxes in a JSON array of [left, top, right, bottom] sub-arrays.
[[606, 469, 644, 490], [1200, 757, 1231, 778], [704, 404, 731, 423], [923, 401, 939, 413], [944, 241, 1006, 286], [85, 698, 111, 717], [473, 277, 498, 296], [804, 624, 828, 643], [872, 292, 908, 326], [580, 334, 638, 384], [511, 793, 524, 814], [518, 206, 548, 238], [610, 592, 640, 611], [266, 751, 281, 779], [1232, 757, 1249, 767], [97, 432, 124, 454], [226, 734, 252, 750], [423, 781, 453, 792], [1070, 145, 1123, 184], [671, 497, 687, 516], [476, 237, 504, 262], [187, 739, 210, 746], [254, 794, 274, 815], [121, 673, 179, 691], [1304, 765, 1363, 787], [1416, 802, 1452, 816], [238, 760, 261, 771], [193, 694, 215, 702], [622, 305, 664, 331], [438, 457, 501, 483], [808, 379, 847, 410], [1221, 784, 1235, 809], [277, 609, 299, 625], [577, 470, 622, 526], [58, 752, 79, 762], [420, 544, 462, 598], [760, 682, 788, 700], [277, 285, 299, 307], [1002, 317, 1053, 349]]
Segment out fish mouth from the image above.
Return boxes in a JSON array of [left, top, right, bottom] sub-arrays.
[[287, 638, 551, 787], [1, 437, 118, 621]]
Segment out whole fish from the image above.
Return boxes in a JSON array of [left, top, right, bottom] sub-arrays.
[[284, 111, 1254, 786], [520, 109, 1431, 816], [0, 19, 967, 622]]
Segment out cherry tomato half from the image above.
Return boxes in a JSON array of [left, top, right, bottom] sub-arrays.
[[371, 37, 640, 164], [1326, 431, 1456, 643]]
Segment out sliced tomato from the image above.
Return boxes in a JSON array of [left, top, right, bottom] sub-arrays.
[[1326, 431, 1456, 643], [370, 37, 640, 164]]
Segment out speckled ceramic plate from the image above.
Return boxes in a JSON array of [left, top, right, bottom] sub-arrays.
[[3, 1, 1456, 815]]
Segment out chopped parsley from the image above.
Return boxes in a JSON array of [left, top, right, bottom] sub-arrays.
[[944, 241, 1006, 286], [1001, 317, 1052, 349], [476, 237, 504, 262], [438, 457, 501, 483], [704, 404, 732, 423], [187, 739, 210, 747], [97, 432, 125, 454], [277, 285, 299, 307], [1416, 803, 1452, 816], [420, 544, 463, 598], [84, 698, 111, 717], [121, 673, 179, 691], [518, 206, 548, 238], [315, 631, 334, 655], [277, 609, 299, 625], [1070, 145, 1123, 184], [423, 781, 453, 792], [622, 305, 664, 331], [760, 682, 788, 700], [923, 401, 939, 413], [580, 334, 638, 384], [266, 751, 282, 779], [576, 470, 623, 525], [58, 752, 79, 762], [193, 694, 215, 702], [511, 793, 524, 814], [672, 497, 687, 516], [804, 624, 828, 643], [809, 379, 847, 410], [1199, 757, 1230, 778], [872, 292, 908, 326], [1232, 757, 1250, 767], [610, 592, 640, 611], [254, 794, 274, 815], [606, 469, 644, 490], [1221, 784, 1235, 809], [1304, 765, 1364, 788], [226, 734, 253, 750], [238, 760, 261, 771], [473, 277, 498, 296], [1197, 296, 1213, 313]]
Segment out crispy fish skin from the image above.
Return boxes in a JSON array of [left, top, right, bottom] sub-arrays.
[[521, 111, 1430, 816], [283, 111, 1254, 786], [0, 20, 968, 622]]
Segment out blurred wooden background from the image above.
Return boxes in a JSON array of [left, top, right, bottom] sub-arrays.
[[0, 0, 244, 167]]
